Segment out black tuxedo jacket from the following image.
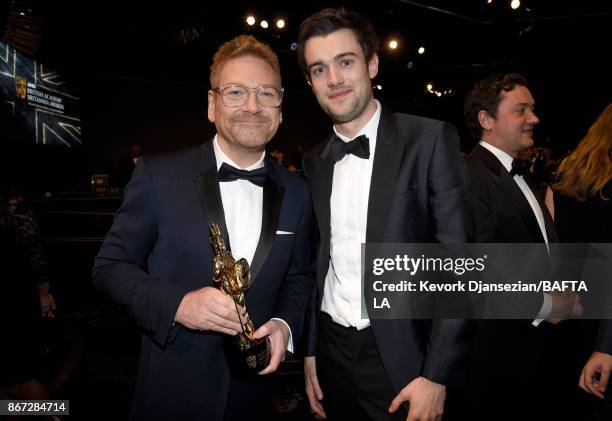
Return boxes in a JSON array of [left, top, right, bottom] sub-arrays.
[[302, 107, 471, 393], [93, 140, 314, 420], [465, 143, 559, 382], [466, 144, 557, 245], [466, 144, 559, 316]]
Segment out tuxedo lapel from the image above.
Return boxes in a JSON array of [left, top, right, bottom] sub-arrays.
[[526, 177, 558, 242], [310, 136, 335, 288], [366, 110, 404, 243], [475, 145, 544, 242], [313, 135, 336, 239], [195, 141, 231, 249], [250, 158, 284, 282]]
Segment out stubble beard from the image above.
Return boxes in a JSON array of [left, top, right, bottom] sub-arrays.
[[227, 113, 274, 150], [323, 87, 371, 125]]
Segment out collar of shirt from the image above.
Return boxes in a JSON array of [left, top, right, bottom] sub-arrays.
[[333, 100, 381, 157], [213, 135, 266, 171], [479, 140, 514, 173]]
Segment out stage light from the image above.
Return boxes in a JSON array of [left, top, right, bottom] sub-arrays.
[[246, 16, 256, 26], [418, 46, 425, 55], [276, 19, 285, 29], [260, 20, 269, 29], [510, 0, 521, 10], [388, 39, 398, 50], [426, 83, 433, 92], [375, 84, 383, 90]]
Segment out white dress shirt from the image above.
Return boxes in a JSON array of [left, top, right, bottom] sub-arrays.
[[214, 137, 264, 265], [479, 140, 552, 324], [213, 136, 293, 351], [321, 100, 382, 330]]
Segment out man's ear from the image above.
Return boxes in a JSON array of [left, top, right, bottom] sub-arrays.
[[368, 53, 379, 79], [304, 73, 312, 87], [478, 109, 493, 131], [207, 90, 216, 123]]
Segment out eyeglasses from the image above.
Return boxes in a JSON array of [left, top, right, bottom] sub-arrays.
[[212, 84, 284, 108]]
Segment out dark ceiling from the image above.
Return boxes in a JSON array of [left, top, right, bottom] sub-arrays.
[[7, 0, 610, 82], [2, 0, 612, 154]]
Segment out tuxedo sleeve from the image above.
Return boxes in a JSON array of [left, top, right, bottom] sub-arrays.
[[92, 158, 190, 346], [596, 320, 612, 354], [422, 123, 470, 385], [271, 190, 315, 345], [422, 319, 470, 386], [427, 123, 471, 244], [303, 284, 319, 356], [300, 153, 321, 357]]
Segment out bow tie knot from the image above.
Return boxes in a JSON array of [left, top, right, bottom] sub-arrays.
[[329, 134, 370, 162], [510, 157, 531, 177], [218, 162, 267, 187]]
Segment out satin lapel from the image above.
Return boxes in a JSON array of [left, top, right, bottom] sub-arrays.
[[527, 178, 559, 242], [194, 141, 231, 250], [366, 110, 404, 243], [250, 159, 284, 282], [476, 145, 544, 242], [311, 137, 335, 290]]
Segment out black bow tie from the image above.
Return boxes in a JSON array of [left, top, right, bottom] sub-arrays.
[[329, 134, 370, 162], [218, 162, 267, 187], [510, 158, 531, 177]]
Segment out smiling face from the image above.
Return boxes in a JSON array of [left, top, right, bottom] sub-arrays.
[[207, 55, 282, 162], [303, 28, 378, 131], [480, 84, 540, 156]]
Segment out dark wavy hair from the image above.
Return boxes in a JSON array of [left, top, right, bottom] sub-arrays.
[[463, 73, 528, 141], [297, 7, 379, 76]]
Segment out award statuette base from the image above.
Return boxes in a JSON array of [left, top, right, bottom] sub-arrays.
[[225, 335, 272, 376]]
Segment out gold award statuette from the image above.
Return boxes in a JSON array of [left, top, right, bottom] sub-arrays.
[[209, 223, 271, 373]]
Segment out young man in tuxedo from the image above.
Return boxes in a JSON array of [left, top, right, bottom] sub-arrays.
[[297, 8, 471, 421], [463, 73, 580, 420], [93, 35, 314, 420]]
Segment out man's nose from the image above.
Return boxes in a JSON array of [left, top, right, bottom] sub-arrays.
[[327, 66, 343, 87], [243, 89, 260, 111]]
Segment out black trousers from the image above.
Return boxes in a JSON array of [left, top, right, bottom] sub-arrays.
[[316, 313, 407, 421]]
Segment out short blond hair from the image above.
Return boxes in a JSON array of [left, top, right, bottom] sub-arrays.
[[210, 35, 281, 87]]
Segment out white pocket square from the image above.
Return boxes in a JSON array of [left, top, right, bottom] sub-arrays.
[[276, 230, 294, 235]]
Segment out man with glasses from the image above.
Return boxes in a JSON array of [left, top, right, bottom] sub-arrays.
[[93, 35, 314, 420]]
